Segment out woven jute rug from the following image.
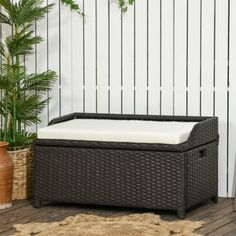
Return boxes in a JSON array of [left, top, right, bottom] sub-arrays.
[[11, 213, 204, 236]]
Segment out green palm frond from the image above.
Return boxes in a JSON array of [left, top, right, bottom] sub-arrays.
[[0, 0, 54, 28], [0, 11, 12, 25], [0, 0, 56, 147], [0, 0, 15, 17], [15, 0, 54, 27], [23, 70, 57, 92], [0, 75, 11, 90], [6, 31, 43, 57], [0, 101, 4, 115], [0, 0, 18, 27], [0, 130, 36, 149], [15, 94, 48, 125], [0, 42, 6, 58], [0, 64, 26, 89]]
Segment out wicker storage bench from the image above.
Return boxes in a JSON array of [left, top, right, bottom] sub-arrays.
[[34, 113, 219, 218]]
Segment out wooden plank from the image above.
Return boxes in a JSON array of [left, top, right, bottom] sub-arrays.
[[201, 0, 214, 116], [188, 0, 200, 116], [97, 0, 109, 113], [0, 199, 33, 216], [48, 0, 60, 121], [198, 208, 236, 235], [122, 2, 135, 114], [109, 1, 121, 114], [135, 0, 147, 114], [228, 0, 236, 198], [187, 198, 230, 220], [214, 0, 228, 197], [84, 0, 96, 113], [161, 0, 173, 115], [0, 205, 44, 232], [148, 0, 160, 115], [60, 4, 72, 115], [194, 200, 233, 224], [71, 5, 84, 112], [224, 226, 236, 236], [0, 198, 235, 235], [174, 0, 187, 116]]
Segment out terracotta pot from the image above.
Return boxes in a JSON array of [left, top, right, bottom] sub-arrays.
[[0, 141, 13, 209]]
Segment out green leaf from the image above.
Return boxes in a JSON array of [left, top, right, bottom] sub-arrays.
[[0, 0, 15, 16], [0, 64, 26, 90], [16, 0, 54, 27], [22, 70, 57, 92], [6, 31, 43, 57], [15, 94, 48, 125], [0, 12, 12, 25], [0, 0, 57, 148], [61, 0, 83, 15]]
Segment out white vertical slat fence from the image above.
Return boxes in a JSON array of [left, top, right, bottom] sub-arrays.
[[174, 0, 187, 116], [148, 0, 160, 115], [2, 0, 236, 198], [71, 6, 84, 113], [161, 0, 173, 116], [228, 0, 236, 198], [214, 0, 228, 197]]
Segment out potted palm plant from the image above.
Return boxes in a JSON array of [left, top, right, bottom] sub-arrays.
[[0, 0, 57, 200]]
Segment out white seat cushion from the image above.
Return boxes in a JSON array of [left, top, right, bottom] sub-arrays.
[[38, 119, 197, 145]]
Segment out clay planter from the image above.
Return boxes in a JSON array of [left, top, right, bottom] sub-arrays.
[[0, 142, 13, 209], [8, 147, 34, 200]]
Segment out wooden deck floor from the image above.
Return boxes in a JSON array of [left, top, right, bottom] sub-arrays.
[[0, 198, 235, 236]]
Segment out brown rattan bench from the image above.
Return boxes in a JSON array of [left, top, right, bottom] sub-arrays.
[[34, 113, 219, 218]]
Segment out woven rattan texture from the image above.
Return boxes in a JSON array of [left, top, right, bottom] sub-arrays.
[[35, 113, 219, 217], [9, 148, 34, 200], [49, 113, 209, 125], [186, 142, 218, 208], [35, 147, 185, 210]]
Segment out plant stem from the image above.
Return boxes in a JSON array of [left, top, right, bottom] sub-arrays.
[[12, 26, 20, 142], [16, 55, 21, 133], [3, 91, 8, 141], [12, 89, 16, 142]]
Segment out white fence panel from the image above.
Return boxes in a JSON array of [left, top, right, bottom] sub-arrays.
[[201, 0, 214, 117], [71, 7, 84, 113], [188, 0, 201, 116], [110, 2, 121, 114], [229, 0, 236, 198], [161, 0, 173, 115], [97, 0, 109, 113], [37, 0, 49, 128], [123, 4, 135, 114], [135, 0, 147, 114], [148, 0, 160, 115], [48, 0, 60, 121], [60, 4, 72, 116], [174, 0, 187, 116], [84, 0, 96, 113], [215, 0, 228, 197]]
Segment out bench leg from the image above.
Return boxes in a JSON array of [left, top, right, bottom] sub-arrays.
[[233, 187, 236, 212], [211, 196, 218, 203], [177, 208, 186, 219], [34, 199, 42, 208]]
